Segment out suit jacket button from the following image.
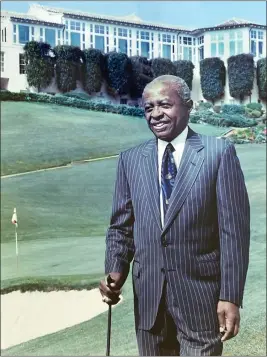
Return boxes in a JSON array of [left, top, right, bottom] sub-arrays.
[[161, 268, 165, 273]]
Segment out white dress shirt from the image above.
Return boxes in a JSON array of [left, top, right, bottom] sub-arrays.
[[157, 126, 188, 227]]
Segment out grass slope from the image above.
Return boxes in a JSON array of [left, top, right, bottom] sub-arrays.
[[1, 101, 226, 176], [1, 145, 266, 356]]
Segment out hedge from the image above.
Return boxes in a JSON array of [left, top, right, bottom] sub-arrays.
[[130, 56, 153, 98], [105, 52, 132, 95], [227, 54, 254, 101], [200, 57, 226, 103], [190, 111, 257, 127], [151, 58, 177, 77], [0, 91, 144, 117], [173, 60, 194, 90], [83, 49, 104, 94], [222, 104, 245, 115], [256, 58, 267, 100], [23, 41, 55, 91]]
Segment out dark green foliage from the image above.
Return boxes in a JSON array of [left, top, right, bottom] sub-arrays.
[[53, 45, 84, 92], [189, 113, 201, 123], [200, 57, 226, 103], [150, 58, 177, 77], [198, 101, 213, 110], [222, 104, 245, 114], [213, 105, 221, 113], [130, 56, 153, 98], [0, 91, 144, 117], [83, 49, 104, 94], [256, 58, 267, 100], [227, 54, 255, 100], [173, 60, 194, 90], [23, 41, 54, 91], [246, 102, 263, 112], [105, 52, 132, 95]]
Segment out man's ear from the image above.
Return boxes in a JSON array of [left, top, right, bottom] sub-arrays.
[[186, 99, 193, 112]]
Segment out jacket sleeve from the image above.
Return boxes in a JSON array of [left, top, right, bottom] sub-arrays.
[[105, 153, 135, 276], [216, 142, 250, 307]]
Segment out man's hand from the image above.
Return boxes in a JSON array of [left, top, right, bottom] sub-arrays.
[[217, 300, 240, 342], [99, 272, 125, 305]]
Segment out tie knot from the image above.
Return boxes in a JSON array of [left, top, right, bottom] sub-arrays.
[[166, 143, 175, 153]]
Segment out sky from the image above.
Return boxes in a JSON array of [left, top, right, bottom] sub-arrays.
[[1, 1, 266, 28]]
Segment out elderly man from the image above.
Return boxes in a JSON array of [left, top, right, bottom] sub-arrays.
[[99, 75, 250, 356]]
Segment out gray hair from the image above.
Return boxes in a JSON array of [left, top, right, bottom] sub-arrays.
[[143, 75, 191, 104]]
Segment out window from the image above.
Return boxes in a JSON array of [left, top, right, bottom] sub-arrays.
[[82, 23, 85, 32], [19, 53, 26, 74], [250, 40, 256, 56], [218, 42, 224, 56], [198, 46, 204, 61], [129, 30, 132, 38], [31, 27, 34, 40], [251, 30, 257, 39], [211, 43, 217, 56], [1, 27, 7, 42], [162, 44, 171, 59], [237, 41, 243, 54], [118, 38, 127, 54], [95, 35, 104, 51], [158, 34, 161, 41], [183, 47, 192, 61], [95, 25, 104, 34], [70, 21, 80, 31], [71, 32, 80, 47], [65, 20, 69, 29], [13, 24, 17, 43], [218, 33, 224, 41], [162, 34, 171, 43], [229, 31, 235, 40], [45, 28, 56, 47], [106, 26, 109, 35], [210, 33, 217, 41], [137, 31, 139, 39], [237, 30, 243, 39], [229, 41, 236, 56], [141, 42, 150, 57], [259, 41, 263, 55], [1, 52, 4, 72], [198, 36, 204, 45], [258, 31, 263, 39], [18, 25, 29, 44], [118, 28, 127, 37], [141, 31, 149, 40], [90, 24, 93, 32], [183, 37, 192, 45]]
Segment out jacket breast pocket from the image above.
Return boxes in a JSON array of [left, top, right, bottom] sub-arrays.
[[197, 260, 221, 277]]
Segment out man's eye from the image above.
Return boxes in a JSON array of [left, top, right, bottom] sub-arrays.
[[145, 107, 153, 112], [162, 104, 171, 108]]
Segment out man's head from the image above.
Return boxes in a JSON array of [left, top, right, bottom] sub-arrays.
[[142, 75, 193, 142]]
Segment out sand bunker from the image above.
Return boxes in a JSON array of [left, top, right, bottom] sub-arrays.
[[1, 289, 122, 349]]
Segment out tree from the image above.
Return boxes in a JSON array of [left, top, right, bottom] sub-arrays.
[[173, 60, 194, 90], [23, 41, 54, 92], [227, 54, 254, 102], [130, 56, 153, 98], [83, 48, 104, 94], [199, 57, 226, 104], [105, 51, 132, 95], [256, 58, 267, 101], [54, 45, 84, 92]]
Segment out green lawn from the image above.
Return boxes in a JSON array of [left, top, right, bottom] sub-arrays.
[[1, 102, 266, 356], [1, 101, 227, 176]]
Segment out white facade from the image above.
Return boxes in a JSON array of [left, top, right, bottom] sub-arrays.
[[1, 3, 266, 106]]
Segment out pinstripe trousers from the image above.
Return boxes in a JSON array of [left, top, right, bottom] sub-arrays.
[[136, 278, 223, 356]]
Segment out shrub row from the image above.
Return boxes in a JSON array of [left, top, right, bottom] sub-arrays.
[[0, 91, 144, 117], [189, 111, 257, 128]]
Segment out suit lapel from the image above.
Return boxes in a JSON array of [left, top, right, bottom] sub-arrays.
[[141, 138, 162, 231], [162, 128, 205, 235]]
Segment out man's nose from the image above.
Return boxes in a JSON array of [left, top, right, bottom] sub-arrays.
[[151, 106, 163, 119]]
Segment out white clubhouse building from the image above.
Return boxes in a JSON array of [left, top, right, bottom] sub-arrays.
[[1, 3, 266, 105]]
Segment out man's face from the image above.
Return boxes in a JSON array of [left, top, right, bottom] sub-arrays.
[[143, 82, 191, 142]]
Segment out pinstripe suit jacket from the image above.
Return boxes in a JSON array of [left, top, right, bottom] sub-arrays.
[[105, 127, 250, 331]]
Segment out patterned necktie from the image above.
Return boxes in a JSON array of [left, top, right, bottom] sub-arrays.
[[161, 143, 177, 216]]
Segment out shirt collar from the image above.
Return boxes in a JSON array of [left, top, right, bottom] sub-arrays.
[[157, 126, 188, 152]]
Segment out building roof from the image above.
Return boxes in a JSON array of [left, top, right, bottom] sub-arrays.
[[1, 10, 64, 28], [216, 17, 261, 26], [30, 3, 191, 32]]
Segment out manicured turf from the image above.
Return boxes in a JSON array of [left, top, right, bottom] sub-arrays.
[[1, 144, 266, 356], [1, 101, 227, 176], [1, 102, 265, 355]]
